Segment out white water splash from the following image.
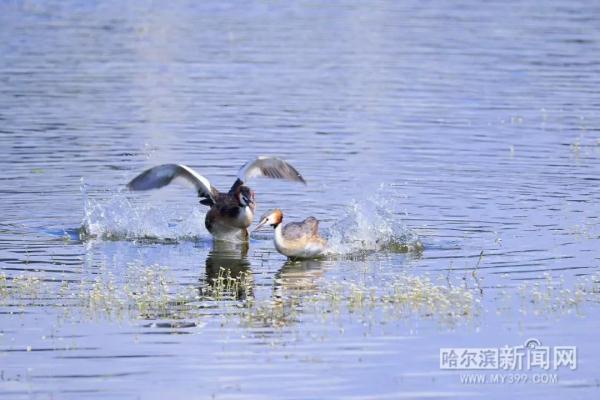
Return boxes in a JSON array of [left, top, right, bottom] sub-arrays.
[[324, 188, 421, 256], [80, 180, 208, 241], [80, 180, 420, 252]]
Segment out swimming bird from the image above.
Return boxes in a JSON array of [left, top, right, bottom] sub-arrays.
[[127, 157, 305, 240], [253, 209, 327, 259]]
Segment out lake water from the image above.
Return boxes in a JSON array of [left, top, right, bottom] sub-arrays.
[[1, 0, 600, 398]]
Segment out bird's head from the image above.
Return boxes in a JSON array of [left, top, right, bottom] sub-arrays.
[[253, 209, 283, 231], [236, 186, 255, 208]]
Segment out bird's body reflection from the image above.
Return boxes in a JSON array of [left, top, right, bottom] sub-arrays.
[[199, 240, 328, 327], [203, 240, 253, 300], [201, 240, 327, 315], [272, 259, 325, 303]]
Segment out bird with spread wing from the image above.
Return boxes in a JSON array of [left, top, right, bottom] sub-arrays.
[[127, 156, 305, 241]]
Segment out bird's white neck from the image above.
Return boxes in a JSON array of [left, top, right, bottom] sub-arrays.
[[273, 223, 285, 252], [235, 205, 254, 228]]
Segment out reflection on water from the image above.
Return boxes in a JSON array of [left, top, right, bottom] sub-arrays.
[[274, 259, 325, 298], [1, 0, 600, 398], [203, 239, 252, 300], [205, 240, 250, 280]]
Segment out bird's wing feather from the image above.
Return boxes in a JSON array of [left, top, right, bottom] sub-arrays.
[[282, 218, 319, 240], [127, 164, 218, 204], [282, 222, 308, 240], [236, 156, 306, 185], [303, 217, 320, 236]]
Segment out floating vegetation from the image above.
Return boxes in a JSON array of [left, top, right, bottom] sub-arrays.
[[308, 274, 479, 327], [490, 272, 600, 322], [77, 265, 200, 320], [570, 133, 600, 159], [384, 274, 478, 318], [2, 266, 600, 329], [568, 223, 599, 240], [125, 266, 171, 316], [81, 272, 125, 319], [0, 266, 476, 327], [227, 273, 481, 329], [0, 273, 8, 299], [200, 267, 253, 302], [239, 300, 299, 328], [0, 266, 195, 320], [11, 274, 45, 300], [515, 273, 593, 317]]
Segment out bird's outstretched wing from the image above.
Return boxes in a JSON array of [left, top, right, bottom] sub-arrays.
[[230, 156, 306, 192], [127, 164, 218, 206]]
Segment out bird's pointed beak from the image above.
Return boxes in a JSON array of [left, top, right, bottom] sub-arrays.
[[252, 220, 267, 233]]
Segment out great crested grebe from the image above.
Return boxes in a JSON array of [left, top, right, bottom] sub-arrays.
[[127, 156, 305, 240], [253, 209, 327, 259]]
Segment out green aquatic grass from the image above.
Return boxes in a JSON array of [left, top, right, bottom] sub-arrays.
[[0, 273, 8, 299], [78, 265, 198, 320], [81, 272, 125, 319], [516, 273, 591, 316], [230, 272, 482, 329], [2, 267, 600, 328], [11, 275, 44, 299], [203, 267, 253, 302]]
